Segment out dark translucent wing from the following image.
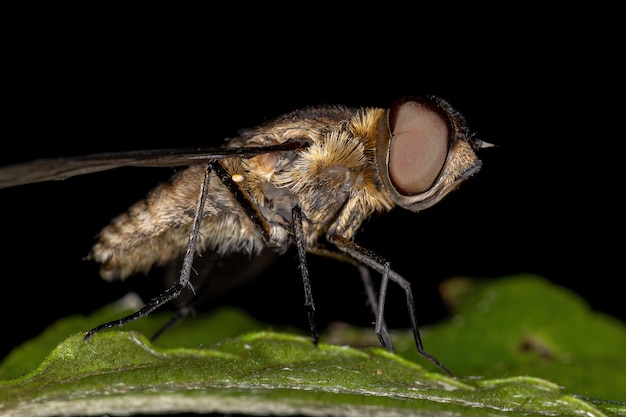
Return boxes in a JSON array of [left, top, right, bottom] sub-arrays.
[[0, 139, 309, 189]]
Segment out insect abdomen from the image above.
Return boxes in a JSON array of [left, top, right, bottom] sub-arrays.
[[90, 164, 267, 281]]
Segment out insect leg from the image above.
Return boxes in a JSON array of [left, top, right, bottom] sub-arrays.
[[212, 160, 271, 240], [84, 161, 214, 341], [328, 234, 454, 376], [151, 249, 282, 342], [309, 247, 394, 349], [356, 263, 395, 350], [148, 252, 232, 342], [375, 261, 392, 349], [149, 302, 194, 342], [291, 205, 319, 345], [148, 160, 280, 340]]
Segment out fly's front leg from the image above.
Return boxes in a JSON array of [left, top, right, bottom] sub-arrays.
[[328, 234, 454, 376], [355, 263, 395, 351], [309, 247, 394, 350], [326, 236, 392, 351], [84, 161, 214, 341], [291, 205, 319, 344]]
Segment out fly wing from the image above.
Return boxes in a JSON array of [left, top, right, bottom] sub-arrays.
[[0, 139, 310, 189]]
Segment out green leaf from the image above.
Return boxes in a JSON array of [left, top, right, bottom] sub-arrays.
[[422, 274, 626, 401], [1, 274, 624, 417]]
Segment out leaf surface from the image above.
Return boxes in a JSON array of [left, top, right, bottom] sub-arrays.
[[1, 274, 624, 417]]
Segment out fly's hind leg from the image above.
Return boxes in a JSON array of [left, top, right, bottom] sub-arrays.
[[151, 249, 283, 342], [84, 161, 213, 341], [328, 234, 454, 377]]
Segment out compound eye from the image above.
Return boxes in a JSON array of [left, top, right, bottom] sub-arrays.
[[388, 99, 450, 195]]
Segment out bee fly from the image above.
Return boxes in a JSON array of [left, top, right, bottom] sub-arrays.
[[0, 95, 491, 376]]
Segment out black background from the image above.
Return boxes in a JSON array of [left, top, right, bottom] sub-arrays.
[[2, 1, 622, 373]]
